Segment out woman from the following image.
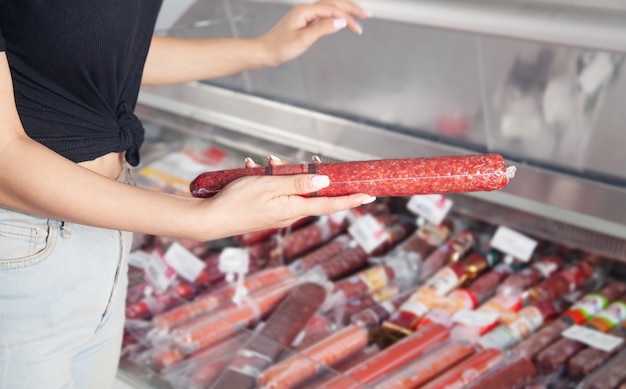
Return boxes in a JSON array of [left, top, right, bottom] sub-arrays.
[[0, 1, 371, 388]]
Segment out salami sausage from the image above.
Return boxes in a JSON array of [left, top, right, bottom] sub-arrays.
[[418, 348, 504, 389], [255, 325, 369, 389], [497, 255, 564, 296], [578, 348, 626, 389], [374, 340, 475, 389], [324, 323, 450, 389], [416, 230, 476, 283], [567, 322, 626, 380], [527, 261, 593, 303], [190, 154, 515, 198], [350, 287, 415, 330], [211, 282, 327, 389], [465, 356, 537, 389]]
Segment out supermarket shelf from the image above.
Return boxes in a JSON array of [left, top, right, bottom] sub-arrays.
[[137, 83, 626, 247], [249, 0, 626, 53]]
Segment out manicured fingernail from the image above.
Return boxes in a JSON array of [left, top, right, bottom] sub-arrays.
[[333, 18, 347, 29], [244, 157, 254, 164], [311, 175, 330, 189], [268, 155, 281, 162], [355, 23, 363, 35], [361, 196, 376, 205], [312, 155, 321, 164]]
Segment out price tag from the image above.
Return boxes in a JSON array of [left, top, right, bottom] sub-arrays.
[[562, 325, 624, 352], [407, 194, 453, 226], [490, 226, 537, 262], [144, 250, 177, 293], [452, 309, 499, 327], [329, 210, 350, 225], [579, 53, 614, 96], [348, 214, 388, 254], [219, 247, 250, 276], [128, 250, 151, 269], [164, 242, 206, 282]]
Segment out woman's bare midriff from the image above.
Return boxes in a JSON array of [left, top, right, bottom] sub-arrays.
[[78, 151, 125, 180]]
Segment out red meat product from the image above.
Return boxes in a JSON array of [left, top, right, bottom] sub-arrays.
[[323, 323, 450, 389], [535, 295, 626, 374], [511, 282, 626, 360], [383, 251, 498, 337], [567, 322, 626, 380], [190, 154, 514, 198], [292, 314, 334, 351], [268, 216, 347, 265], [350, 287, 415, 330], [256, 325, 369, 389], [337, 285, 399, 325], [478, 299, 569, 350], [211, 282, 327, 389], [466, 356, 537, 389], [151, 266, 293, 331], [418, 348, 505, 389], [171, 277, 297, 355], [375, 340, 475, 389], [497, 255, 564, 296], [578, 349, 626, 389], [527, 261, 593, 303], [418, 262, 511, 329], [317, 246, 369, 280], [126, 283, 196, 320], [333, 265, 396, 302], [289, 234, 352, 274]]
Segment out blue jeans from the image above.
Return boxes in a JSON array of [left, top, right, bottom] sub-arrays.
[[0, 205, 131, 388]]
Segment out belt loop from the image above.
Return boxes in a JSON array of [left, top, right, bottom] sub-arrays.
[[60, 221, 72, 238]]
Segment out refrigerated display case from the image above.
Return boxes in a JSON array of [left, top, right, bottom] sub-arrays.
[[115, 0, 626, 387]]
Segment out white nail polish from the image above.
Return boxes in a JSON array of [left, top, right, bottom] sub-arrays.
[[244, 157, 254, 164], [356, 23, 363, 35], [361, 196, 376, 205], [269, 155, 281, 162], [311, 175, 330, 189], [333, 18, 347, 30]]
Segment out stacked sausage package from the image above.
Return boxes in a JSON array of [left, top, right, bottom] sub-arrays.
[[119, 152, 626, 389]]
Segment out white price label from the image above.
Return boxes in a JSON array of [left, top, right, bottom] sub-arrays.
[[164, 242, 206, 282], [348, 214, 388, 254], [128, 250, 151, 269], [579, 53, 614, 96], [219, 247, 250, 275], [407, 194, 453, 226], [144, 250, 177, 293], [562, 325, 624, 353], [490, 226, 537, 262], [452, 309, 499, 327]]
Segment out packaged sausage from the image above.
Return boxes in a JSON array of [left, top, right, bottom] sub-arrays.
[[190, 154, 515, 198], [465, 355, 537, 389], [334, 285, 399, 326], [374, 340, 475, 389], [236, 216, 316, 246], [478, 299, 569, 350], [324, 323, 450, 389], [567, 320, 626, 379], [577, 348, 626, 389], [418, 262, 511, 329], [150, 266, 294, 334], [350, 287, 415, 330], [511, 282, 626, 360], [419, 348, 504, 389], [332, 265, 396, 304], [497, 255, 565, 296], [416, 230, 477, 283], [255, 325, 369, 389], [526, 260, 593, 303], [170, 276, 297, 355], [210, 282, 327, 389], [382, 251, 499, 338], [288, 234, 352, 275], [534, 295, 626, 374]]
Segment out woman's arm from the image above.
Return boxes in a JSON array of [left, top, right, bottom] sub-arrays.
[[141, 0, 369, 86], [0, 53, 372, 241]]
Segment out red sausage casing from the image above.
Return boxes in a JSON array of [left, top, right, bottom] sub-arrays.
[[190, 154, 514, 198]]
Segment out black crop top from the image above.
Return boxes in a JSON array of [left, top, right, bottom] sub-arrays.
[[0, 0, 163, 166]]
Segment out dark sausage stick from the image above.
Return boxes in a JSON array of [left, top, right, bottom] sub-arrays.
[[190, 154, 514, 198]]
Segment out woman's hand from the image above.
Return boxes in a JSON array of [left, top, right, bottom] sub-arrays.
[[258, 0, 370, 66], [198, 155, 374, 239]]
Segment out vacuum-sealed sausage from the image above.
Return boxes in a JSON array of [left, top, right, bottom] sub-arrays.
[[465, 356, 537, 389], [350, 287, 415, 330], [527, 261, 593, 303], [577, 348, 626, 389], [511, 283, 626, 360], [374, 340, 475, 389], [190, 154, 515, 198], [211, 282, 327, 389], [256, 325, 369, 389], [324, 323, 450, 389], [497, 255, 564, 296], [417, 230, 477, 283], [418, 348, 505, 389], [567, 322, 626, 380], [151, 266, 294, 332], [289, 235, 352, 274], [236, 216, 316, 246], [333, 265, 396, 303]]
